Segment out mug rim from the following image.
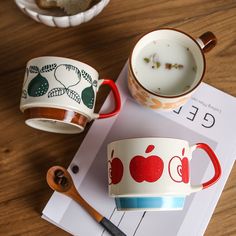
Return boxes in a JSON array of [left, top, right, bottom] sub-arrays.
[[27, 56, 99, 76], [129, 28, 206, 98], [25, 117, 85, 134], [108, 137, 189, 146]]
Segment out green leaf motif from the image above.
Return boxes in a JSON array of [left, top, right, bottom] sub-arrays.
[[81, 70, 92, 84], [29, 66, 39, 73], [28, 73, 49, 97], [40, 64, 57, 73], [65, 64, 81, 77], [66, 89, 81, 104], [82, 85, 95, 109], [92, 80, 98, 88], [48, 87, 66, 98]]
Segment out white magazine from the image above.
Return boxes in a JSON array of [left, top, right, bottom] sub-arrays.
[[42, 63, 236, 236]]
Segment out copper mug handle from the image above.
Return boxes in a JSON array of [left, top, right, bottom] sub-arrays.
[[196, 31, 217, 53]]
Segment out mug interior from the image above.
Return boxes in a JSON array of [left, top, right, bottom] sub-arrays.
[[25, 118, 84, 134], [130, 29, 205, 97]]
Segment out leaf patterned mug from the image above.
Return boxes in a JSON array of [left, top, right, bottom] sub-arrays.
[[20, 56, 121, 134]]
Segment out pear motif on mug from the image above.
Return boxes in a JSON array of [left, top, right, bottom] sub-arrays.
[[27, 64, 56, 97], [48, 64, 81, 104], [81, 70, 98, 109]]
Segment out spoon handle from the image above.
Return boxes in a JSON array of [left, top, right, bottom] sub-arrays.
[[69, 190, 126, 235], [68, 189, 103, 222], [100, 217, 127, 236]]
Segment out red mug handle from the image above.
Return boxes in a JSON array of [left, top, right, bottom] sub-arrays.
[[190, 143, 221, 192], [95, 79, 121, 119]]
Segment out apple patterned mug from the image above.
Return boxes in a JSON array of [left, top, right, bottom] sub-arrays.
[[20, 56, 121, 134], [107, 138, 221, 211], [128, 28, 217, 110]]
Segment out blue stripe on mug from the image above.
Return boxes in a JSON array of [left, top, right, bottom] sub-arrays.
[[115, 196, 185, 210]]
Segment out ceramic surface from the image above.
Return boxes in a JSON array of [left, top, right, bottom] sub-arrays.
[[108, 138, 221, 210], [128, 29, 217, 110], [115, 196, 185, 211], [20, 56, 121, 133], [15, 0, 110, 28]]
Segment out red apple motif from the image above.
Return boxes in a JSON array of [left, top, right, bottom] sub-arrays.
[[129, 145, 164, 183], [168, 148, 189, 184], [108, 150, 123, 185]]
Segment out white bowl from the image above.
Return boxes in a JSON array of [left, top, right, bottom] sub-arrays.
[[15, 0, 110, 28]]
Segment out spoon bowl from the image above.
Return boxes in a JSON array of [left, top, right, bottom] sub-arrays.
[[46, 166, 126, 236], [46, 166, 73, 193]]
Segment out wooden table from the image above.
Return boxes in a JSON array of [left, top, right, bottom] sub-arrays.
[[0, 0, 235, 235]]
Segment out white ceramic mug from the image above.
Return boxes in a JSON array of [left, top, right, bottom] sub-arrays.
[[108, 138, 221, 211], [128, 28, 217, 110], [20, 56, 121, 134]]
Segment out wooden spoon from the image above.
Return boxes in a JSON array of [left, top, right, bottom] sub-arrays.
[[46, 166, 126, 236]]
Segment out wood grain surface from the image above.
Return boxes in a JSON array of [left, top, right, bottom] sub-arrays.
[[0, 0, 235, 235]]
